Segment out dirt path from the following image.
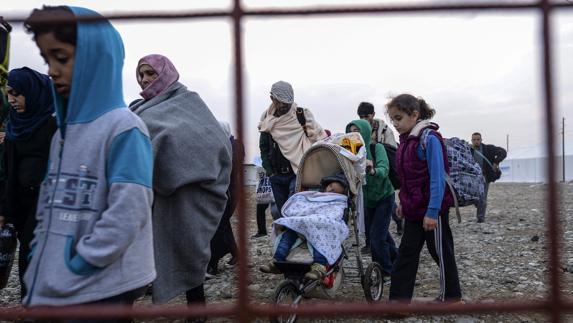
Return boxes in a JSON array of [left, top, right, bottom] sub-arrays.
[[2, 182, 572, 322]]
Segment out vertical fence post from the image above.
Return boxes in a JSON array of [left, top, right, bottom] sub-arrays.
[[563, 117, 566, 182], [506, 134, 509, 152], [540, 0, 562, 322], [231, 1, 250, 322]]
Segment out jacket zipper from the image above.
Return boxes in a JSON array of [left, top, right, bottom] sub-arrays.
[[26, 138, 65, 305]]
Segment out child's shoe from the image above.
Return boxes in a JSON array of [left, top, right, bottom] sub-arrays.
[[259, 261, 281, 274], [304, 263, 327, 280]]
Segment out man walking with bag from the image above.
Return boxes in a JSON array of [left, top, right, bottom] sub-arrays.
[[258, 81, 326, 216], [471, 132, 507, 223]]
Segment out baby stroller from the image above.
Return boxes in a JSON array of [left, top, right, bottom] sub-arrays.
[[270, 140, 384, 323]]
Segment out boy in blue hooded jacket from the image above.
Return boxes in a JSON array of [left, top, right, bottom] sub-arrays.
[[22, 6, 155, 312]]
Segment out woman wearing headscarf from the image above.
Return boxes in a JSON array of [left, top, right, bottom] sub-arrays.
[[130, 54, 232, 308], [1, 67, 57, 299]]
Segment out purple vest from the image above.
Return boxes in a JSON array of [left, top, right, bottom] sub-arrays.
[[397, 126, 453, 221]]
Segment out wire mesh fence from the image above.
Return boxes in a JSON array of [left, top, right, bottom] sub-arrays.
[[2, 0, 573, 322]]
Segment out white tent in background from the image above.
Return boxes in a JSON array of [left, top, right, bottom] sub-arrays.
[[499, 142, 573, 183]]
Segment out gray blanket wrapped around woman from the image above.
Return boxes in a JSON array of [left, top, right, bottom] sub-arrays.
[[131, 81, 231, 304]]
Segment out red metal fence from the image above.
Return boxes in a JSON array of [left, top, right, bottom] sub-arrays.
[[2, 1, 573, 321]]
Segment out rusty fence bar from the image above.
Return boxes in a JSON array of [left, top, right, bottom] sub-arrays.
[[3, 299, 573, 321], [2, 0, 573, 322], [540, 0, 562, 322], [4, 2, 573, 23], [231, 1, 250, 322]]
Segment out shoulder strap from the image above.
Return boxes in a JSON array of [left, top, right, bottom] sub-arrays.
[[371, 120, 379, 143], [445, 176, 461, 224], [369, 143, 377, 165], [420, 128, 433, 150], [382, 124, 388, 135], [473, 148, 495, 169], [295, 107, 309, 137]]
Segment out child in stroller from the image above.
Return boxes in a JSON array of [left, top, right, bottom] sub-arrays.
[[259, 171, 349, 281]]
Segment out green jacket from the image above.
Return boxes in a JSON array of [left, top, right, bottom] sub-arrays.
[[346, 119, 394, 208]]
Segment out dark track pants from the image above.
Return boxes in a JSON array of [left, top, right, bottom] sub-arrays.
[[389, 212, 461, 302]]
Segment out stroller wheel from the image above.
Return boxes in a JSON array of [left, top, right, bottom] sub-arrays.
[[362, 262, 384, 302], [271, 280, 300, 323]]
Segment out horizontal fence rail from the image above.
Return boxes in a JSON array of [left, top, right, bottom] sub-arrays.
[[2, 0, 573, 321], [4, 2, 573, 24]]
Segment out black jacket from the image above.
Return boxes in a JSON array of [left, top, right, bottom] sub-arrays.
[[2, 116, 57, 230], [259, 132, 293, 176], [476, 143, 507, 183]]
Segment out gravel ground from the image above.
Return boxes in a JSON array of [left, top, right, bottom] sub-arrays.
[[1, 182, 572, 322]]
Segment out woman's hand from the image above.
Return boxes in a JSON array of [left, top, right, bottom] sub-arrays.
[[423, 216, 437, 231]]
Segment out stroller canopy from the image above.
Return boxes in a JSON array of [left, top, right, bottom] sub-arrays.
[[295, 143, 362, 195]]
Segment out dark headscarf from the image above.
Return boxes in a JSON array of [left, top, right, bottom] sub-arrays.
[[6, 67, 54, 141]]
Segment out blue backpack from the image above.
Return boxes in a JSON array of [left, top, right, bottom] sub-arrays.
[[421, 130, 485, 222]]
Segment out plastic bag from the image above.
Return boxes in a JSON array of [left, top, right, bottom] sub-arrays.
[[255, 168, 274, 204], [317, 133, 367, 184], [0, 224, 17, 289]]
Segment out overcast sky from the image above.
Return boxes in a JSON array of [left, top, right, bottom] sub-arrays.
[[4, 0, 573, 161]]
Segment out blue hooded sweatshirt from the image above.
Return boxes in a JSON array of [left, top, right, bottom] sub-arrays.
[[23, 7, 156, 306]]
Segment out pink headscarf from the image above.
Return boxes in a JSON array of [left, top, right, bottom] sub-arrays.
[[136, 54, 180, 100]]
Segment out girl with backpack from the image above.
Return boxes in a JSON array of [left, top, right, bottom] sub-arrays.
[[386, 94, 462, 304]]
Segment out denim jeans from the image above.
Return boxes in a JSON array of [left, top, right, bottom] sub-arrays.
[[365, 198, 399, 246], [476, 181, 490, 221], [269, 173, 296, 217], [365, 193, 398, 274], [274, 229, 327, 265], [391, 199, 401, 225]]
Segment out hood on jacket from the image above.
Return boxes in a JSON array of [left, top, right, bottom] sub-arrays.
[[54, 6, 126, 134], [398, 120, 440, 143], [346, 119, 373, 158]]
